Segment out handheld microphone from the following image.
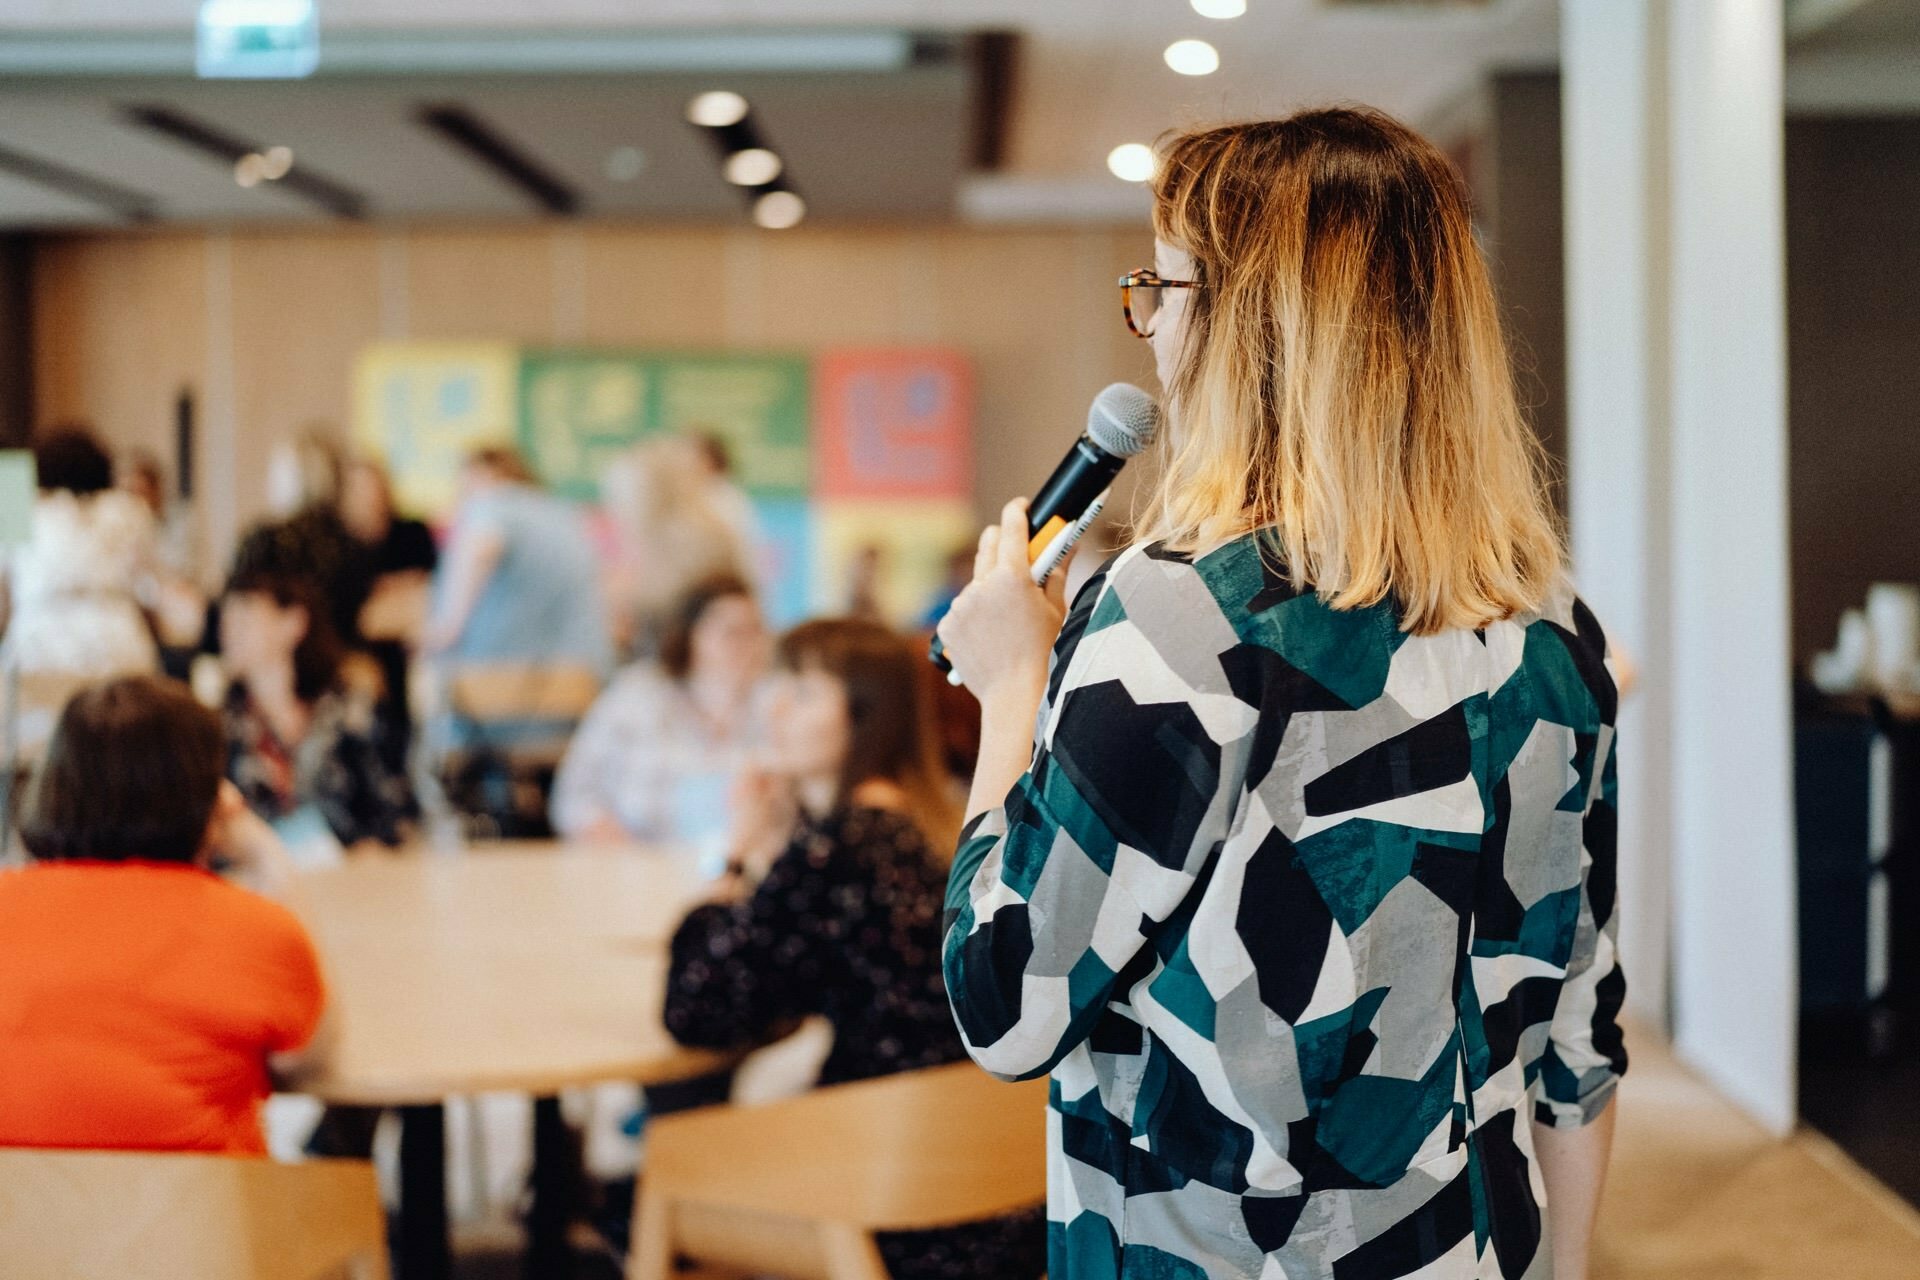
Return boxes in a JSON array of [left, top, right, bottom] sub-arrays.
[[930, 382, 1161, 682]]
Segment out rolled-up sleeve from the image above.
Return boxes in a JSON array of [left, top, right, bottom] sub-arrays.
[[943, 562, 1228, 1082], [1535, 729, 1628, 1128]]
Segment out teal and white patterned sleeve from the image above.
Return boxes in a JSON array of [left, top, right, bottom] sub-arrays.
[[943, 553, 1235, 1081], [1535, 693, 1628, 1129]]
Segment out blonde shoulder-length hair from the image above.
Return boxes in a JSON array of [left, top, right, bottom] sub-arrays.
[[1140, 108, 1564, 636]]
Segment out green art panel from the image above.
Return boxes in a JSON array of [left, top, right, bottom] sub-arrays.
[[648, 354, 810, 498], [517, 350, 810, 502], [516, 352, 653, 503]]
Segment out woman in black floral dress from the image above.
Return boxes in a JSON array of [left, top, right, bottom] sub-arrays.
[[663, 618, 1046, 1280], [221, 566, 415, 852]]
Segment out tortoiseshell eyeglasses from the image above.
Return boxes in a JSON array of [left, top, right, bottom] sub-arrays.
[[1119, 267, 1203, 338]]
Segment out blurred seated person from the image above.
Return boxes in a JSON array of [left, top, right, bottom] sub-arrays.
[[340, 454, 437, 644], [0, 427, 158, 687], [550, 573, 767, 854], [338, 455, 437, 752], [222, 567, 415, 857], [0, 675, 327, 1155], [118, 448, 200, 585], [601, 436, 751, 659], [116, 449, 209, 678], [252, 430, 375, 650], [423, 446, 610, 675], [662, 619, 1043, 1280]]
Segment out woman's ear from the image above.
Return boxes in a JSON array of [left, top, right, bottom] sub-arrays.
[[198, 782, 247, 865]]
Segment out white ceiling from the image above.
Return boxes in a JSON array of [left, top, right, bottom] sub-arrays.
[[0, 0, 1913, 230], [0, 0, 1566, 228], [0, 2, 1563, 181]]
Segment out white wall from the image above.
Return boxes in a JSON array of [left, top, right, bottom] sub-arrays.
[[1665, 0, 1796, 1136], [1563, 0, 1798, 1135]]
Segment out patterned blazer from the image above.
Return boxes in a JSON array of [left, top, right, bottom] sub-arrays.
[[944, 534, 1626, 1280]]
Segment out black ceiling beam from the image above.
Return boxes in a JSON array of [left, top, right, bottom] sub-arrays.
[[119, 104, 367, 219], [0, 141, 157, 223], [416, 103, 580, 216], [688, 108, 801, 216], [968, 30, 1020, 172]]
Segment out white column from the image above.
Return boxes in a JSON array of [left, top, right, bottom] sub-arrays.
[[1665, 0, 1796, 1136], [1562, 0, 1796, 1136], [1561, 0, 1672, 1035]]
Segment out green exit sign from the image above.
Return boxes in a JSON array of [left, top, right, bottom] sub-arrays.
[[197, 0, 319, 79]]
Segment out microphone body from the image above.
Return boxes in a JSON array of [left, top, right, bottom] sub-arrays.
[[1021, 437, 1126, 567], [930, 383, 1160, 681]]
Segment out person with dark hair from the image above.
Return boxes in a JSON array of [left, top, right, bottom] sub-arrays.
[[231, 432, 375, 652], [659, 618, 1041, 1280], [550, 573, 767, 851], [338, 455, 438, 758], [0, 675, 327, 1155], [0, 425, 160, 702], [221, 568, 414, 854]]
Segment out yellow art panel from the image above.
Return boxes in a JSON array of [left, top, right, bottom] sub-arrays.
[[812, 500, 978, 629], [352, 342, 520, 518]]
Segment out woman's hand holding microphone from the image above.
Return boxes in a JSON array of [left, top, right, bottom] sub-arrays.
[[939, 498, 1074, 819]]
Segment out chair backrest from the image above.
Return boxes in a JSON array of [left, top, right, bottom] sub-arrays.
[[643, 1062, 1049, 1233], [0, 1148, 389, 1280], [442, 662, 602, 727]]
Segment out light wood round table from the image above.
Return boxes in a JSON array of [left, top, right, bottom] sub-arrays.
[[287, 842, 736, 1280]]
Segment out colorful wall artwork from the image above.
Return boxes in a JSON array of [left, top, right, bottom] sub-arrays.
[[355, 343, 973, 630], [351, 342, 519, 516]]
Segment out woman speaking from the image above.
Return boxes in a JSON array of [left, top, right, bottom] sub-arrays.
[[938, 109, 1626, 1280]]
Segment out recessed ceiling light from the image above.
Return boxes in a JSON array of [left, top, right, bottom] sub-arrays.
[[687, 90, 749, 128], [723, 147, 783, 186], [605, 145, 647, 182], [1164, 39, 1220, 76], [259, 145, 293, 180], [753, 190, 806, 229], [233, 152, 266, 188], [1191, 0, 1247, 17], [1107, 143, 1156, 183]]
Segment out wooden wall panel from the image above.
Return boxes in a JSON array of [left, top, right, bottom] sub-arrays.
[[402, 228, 556, 343], [578, 227, 731, 347], [227, 230, 383, 534], [31, 221, 1161, 569], [32, 232, 206, 458]]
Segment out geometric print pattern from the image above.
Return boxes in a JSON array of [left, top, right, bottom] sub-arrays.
[[944, 533, 1626, 1279]]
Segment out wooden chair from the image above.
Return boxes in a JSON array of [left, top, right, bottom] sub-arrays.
[[0, 1149, 389, 1280], [628, 1064, 1049, 1280], [421, 660, 603, 837]]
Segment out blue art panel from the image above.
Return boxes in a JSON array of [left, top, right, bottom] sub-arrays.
[[752, 496, 814, 628]]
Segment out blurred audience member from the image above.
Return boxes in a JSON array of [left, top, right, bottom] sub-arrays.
[[601, 436, 751, 658], [222, 568, 414, 856], [550, 573, 767, 851], [691, 430, 763, 573], [115, 450, 209, 677], [338, 456, 438, 748], [0, 427, 159, 686], [845, 542, 888, 622], [662, 618, 1040, 1280], [423, 447, 609, 672], [0, 675, 326, 1155], [245, 430, 373, 648], [117, 448, 199, 584]]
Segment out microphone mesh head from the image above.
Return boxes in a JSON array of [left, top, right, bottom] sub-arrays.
[[1087, 383, 1161, 458]]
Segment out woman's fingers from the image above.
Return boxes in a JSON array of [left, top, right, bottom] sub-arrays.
[[974, 523, 1000, 582], [997, 498, 1031, 573]]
